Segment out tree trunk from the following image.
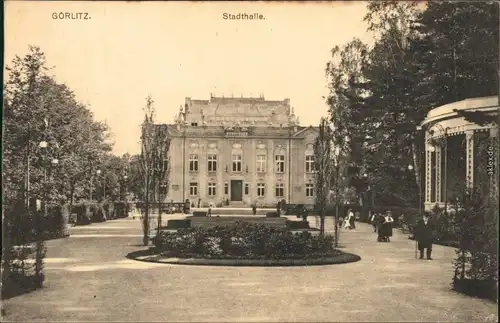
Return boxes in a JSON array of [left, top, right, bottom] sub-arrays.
[[142, 174, 150, 246], [320, 208, 325, 235], [2, 204, 11, 290]]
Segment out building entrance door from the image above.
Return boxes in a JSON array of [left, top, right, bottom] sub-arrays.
[[230, 180, 243, 201]]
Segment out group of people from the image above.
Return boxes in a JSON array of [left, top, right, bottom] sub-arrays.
[[339, 209, 357, 230], [337, 207, 436, 260], [370, 211, 395, 242]]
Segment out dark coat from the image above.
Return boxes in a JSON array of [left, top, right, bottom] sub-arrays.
[[415, 219, 434, 248], [381, 217, 393, 237]]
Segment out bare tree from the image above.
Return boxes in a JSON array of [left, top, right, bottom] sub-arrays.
[[139, 95, 171, 246], [154, 125, 171, 230], [314, 117, 334, 235]]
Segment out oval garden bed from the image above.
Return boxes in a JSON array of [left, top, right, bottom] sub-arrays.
[[127, 221, 361, 266]]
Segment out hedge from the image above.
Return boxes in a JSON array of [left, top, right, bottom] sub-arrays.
[[287, 220, 310, 230], [166, 219, 191, 229]]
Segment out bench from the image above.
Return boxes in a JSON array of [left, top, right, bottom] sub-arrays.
[[188, 216, 287, 229]]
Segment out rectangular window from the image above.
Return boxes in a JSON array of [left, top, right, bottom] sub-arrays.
[[208, 182, 216, 196], [208, 154, 217, 172], [256, 155, 266, 173], [189, 182, 198, 196], [275, 183, 284, 197], [224, 182, 229, 195], [257, 183, 265, 197], [306, 183, 314, 197], [232, 154, 242, 172], [305, 155, 315, 173], [275, 155, 285, 173], [162, 159, 169, 172], [189, 154, 199, 172], [244, 183, 249, 195]]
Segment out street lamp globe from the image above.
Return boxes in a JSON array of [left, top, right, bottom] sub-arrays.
[[39, 141, 48, 148], [428, 145, 436, 152], [123, 175, 128, 180], [96, 169, 101, 175], [51, 158, 59, 165], [408, 164, 413, 171], [363, 173, 368, 178]]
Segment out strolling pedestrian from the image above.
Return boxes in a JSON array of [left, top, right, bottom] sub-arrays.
[[300, 205, 309, 222], [344, 209, 353, 230], [382, 210, 394, 242], [276, 200, 281, 217], [377, 214, 386, 242], [370, 211, 377, 232], [415, 212, 434, 260], [252, 203, 257, 216], [348, 209, 355, 230], [207, 204, 212, 217]]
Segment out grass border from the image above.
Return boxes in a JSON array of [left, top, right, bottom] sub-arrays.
[[126, 249, 361, 267]]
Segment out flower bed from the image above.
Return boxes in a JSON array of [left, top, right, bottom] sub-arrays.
[[153, 221, 340, 260]]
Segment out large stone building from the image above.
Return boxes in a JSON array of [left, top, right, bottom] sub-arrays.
[[164, 94, 319, 207]]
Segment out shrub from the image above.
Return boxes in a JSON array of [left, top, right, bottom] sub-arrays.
[[287, 220, 310, 230], [452, 188, 498, 301], [154, 221, 338, 260]]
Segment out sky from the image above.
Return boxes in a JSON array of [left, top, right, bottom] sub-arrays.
[[4, 1, 375, 155]]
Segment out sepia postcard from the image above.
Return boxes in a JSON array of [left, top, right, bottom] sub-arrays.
[[2, 1, 499, 322]]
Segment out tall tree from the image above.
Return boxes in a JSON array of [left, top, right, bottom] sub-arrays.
[[139, 95, 171, 245], [3, 46, 113, 288]]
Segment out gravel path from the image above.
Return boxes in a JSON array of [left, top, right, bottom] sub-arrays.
[[2, 215, 497, 322]]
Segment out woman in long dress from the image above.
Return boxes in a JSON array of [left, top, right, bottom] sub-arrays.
[[377, 214, 385, 242], [382, 211, 395, 242]]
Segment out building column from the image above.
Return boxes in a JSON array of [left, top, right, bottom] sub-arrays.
[[435, 145, 442, 203], [466, 131, 474, 189], [425, 148, 432, 204]]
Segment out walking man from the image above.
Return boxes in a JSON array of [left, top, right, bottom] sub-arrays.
[[415, 212, 434, 260]]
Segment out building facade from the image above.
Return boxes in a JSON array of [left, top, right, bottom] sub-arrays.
[[164, 95, 319, 207], [419, 96, 498, 211]]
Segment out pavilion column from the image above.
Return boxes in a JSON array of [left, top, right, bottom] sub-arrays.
[[466, 131, 474, 189], [425, 147, 432, 204], [435, 145, 442, 203]]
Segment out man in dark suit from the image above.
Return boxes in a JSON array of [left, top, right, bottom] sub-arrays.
[[415, 212, 435, 260]]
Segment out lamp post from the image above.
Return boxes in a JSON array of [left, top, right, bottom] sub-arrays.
[[36, 140, 60, 287], [96, 169, 104, 201], [333, 148, 341, 248], [89, 165, 93, 203], [362, 172, 368, 210], [408, 164, 421, 216], [121, 174, 128, 201]]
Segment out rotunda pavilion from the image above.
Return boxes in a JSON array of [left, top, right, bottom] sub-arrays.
[[419, 96, 498, 211]]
